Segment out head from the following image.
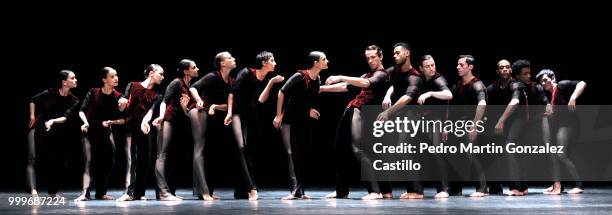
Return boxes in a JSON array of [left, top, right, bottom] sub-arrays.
[[365, 45, 383, 70], [536, 69, 557, 91], [214, 51, 237, 70], [456, 55, 475, 77], [511, 59, 532, 84], [307, 51, 329, 70], [419, 55, 437, 77], [496, 59, 512, 79], [393, 42, 411, 66], [255, 51, 276, 71], [58, 70, 77, 89], [178, 59, 199, 78], [100, 67, 119, 87], [145, 64, 165, 85]]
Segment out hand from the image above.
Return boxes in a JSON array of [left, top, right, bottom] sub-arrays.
[[118, 98, 128, 109], [325, 76, 342, 85], [273, 114, 283, 129], [271, 75, 285, 84], [544, 104, 554, 116], [180, 93, 190, 109], [141, 121, 151, 134], [442, 131, 448, 142], [223, 113, 232, 126], [44, 120, 54, 131], [29, 115, 36, 129], [208, 104, 216, 115], [196, 100, 204, 110], [309, 108, 320, 120], [81, 123, 89, 133], [468, 129, 478, 143], [417, 92, 431, 105], [495, 120, 504, 135], [382, 97, 392, 110], [152, 116, 163, 127], [568, 98, 577, 112], [102, 120, 111, 128], [376, 111, 390, 121]]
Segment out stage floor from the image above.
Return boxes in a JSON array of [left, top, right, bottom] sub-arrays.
[[2, 187, 611, 214]]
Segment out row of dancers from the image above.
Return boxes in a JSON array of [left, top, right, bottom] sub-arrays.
[[27, 43, 586, 201]]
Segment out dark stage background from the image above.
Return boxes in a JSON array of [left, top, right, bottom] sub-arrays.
[[3, 2, 611, 192]]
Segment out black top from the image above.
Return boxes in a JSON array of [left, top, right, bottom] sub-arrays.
[[162, 78, 193, 121], [387, 66, 421, 104], [486, 79, 514, 105], [551, 80, 581, 105], [509, 81, 549, 121], [30, 88, 79, 129], [191, 71, 234, 112], [451, 76, 486, 105], [80, 88, 123, 129], [419, 72, 450, 105], [124, 82, 162, 132], [347, 69, 389, 109], [280, 70, 320, 124], [231, 67, 270, 116]]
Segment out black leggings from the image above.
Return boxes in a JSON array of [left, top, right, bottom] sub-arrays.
[[32, 128, 67, 195], [280, 122, 306, 197], [80, 127, 116, 198], [505, 118, 528, 191], [189, 109, 211, 196], [26, 129, 37, 193], [155, 120, 181, 196], [551, 125, 582, 188], [123, 127, 155, 198], [334, 108, 388, 196], [231, 115, 257, 194]]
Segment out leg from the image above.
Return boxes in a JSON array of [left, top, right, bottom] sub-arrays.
[[26, 129, 37, 196], [75, 134, 92, 201], [190, 109, 212, 199], [155, 121, 180, 200], [350, 109, 382, 200], [232, 115, 257, 199]]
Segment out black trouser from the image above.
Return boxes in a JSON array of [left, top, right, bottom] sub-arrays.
[[333, 108, 389, 196], [81, 126, 116, 198], [189, 109, 211, 197], [155, 119, 185, 197], [231, 114, 257, 198], [36, 126, 68, 195], [551, 124, 582, 189], [505, 117, 528, 191], [123, 126, 155, 198], [280, 121, 308, 197]]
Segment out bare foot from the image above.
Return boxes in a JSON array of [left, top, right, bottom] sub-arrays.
[[212, 195, 221, 200], [31, 190, 38, 197], [301, 195, 311, 200], [325, 191, 347, 199], [505, 189, 524, 196], [382, 193, 393, 199], [116, 194, 133, 202], [248, 189, 258, 201], [544, 185, 554, 192], [201, 194, 214, 201], [469, 192, 487, 197], [400, 192, 423, 199], [567, 188, 584, 194], [361, 193, 383, 200], [434, 191, 449, 199], [282, 194, 298, 200], [74, 194, 90, 202], [159, 194, 182, 201], [96, 195, 114, 200]]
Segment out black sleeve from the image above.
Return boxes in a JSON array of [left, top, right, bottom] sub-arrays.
[[280, 72, 304, 95], [192, 73, 215, 92], [405, 75, 421, 99], [510, 82, 522, 100], [473, 81, 487, 103], [486, 84, 494, 102], [80, 89, 94, 112], [121, 82, 133, 100], [367, 71, 388, 87], [536, 84, 550, 104], [65, 96, 80, 119], [311, 79, 321, 110], [434, 76, 450, 91], [149, 94, 163, 114], [232, 68, 250, 95], [31, 89, 50, 105], [559, 80, 581, 93], [163, 79, 181, 103]]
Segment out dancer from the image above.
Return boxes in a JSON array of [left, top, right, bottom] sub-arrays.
[[27, 70, 79, 197], [537, 69, 586, 195], [273, 51, 327, 200], [229, 51, 284, 200], [322, 45, 390, 200], [116, 64, 165, 201]]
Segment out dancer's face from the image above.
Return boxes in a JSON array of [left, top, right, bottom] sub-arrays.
[[64, 72, 78, 88], [151, 68, 164, 85], [186, 62, 199, 78], [540, 73, 555, 91], [393, 46, 408, 66], [365, 50, 382, 70], [496, 60, 512, 79], [263, 56, 277, 71], [220, 52, 237, 70], [517, 67, 532, 84], [103, 69, 119, 87], [456, 57, 473, 77], [420, 58, 437, 77], [315, 54, 329, 70]]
